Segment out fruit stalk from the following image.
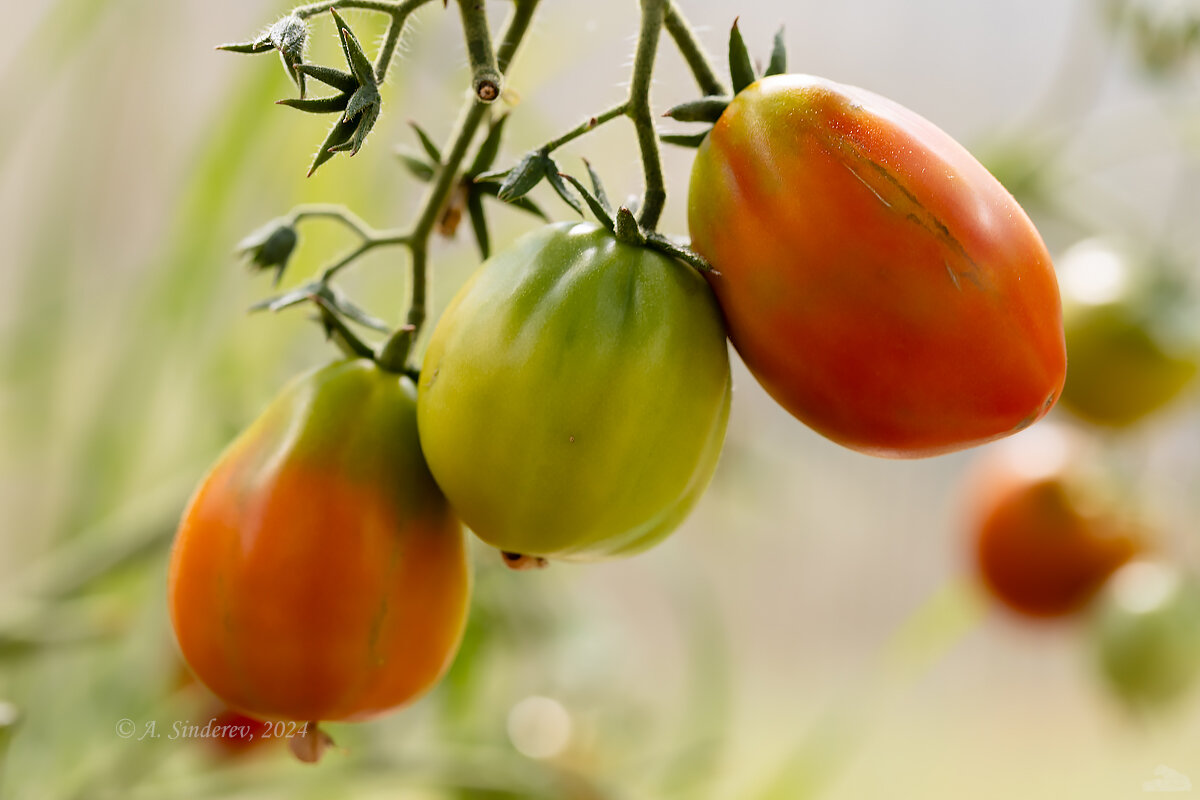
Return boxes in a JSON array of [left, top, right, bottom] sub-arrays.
[[402, 0, 540, 345], [628, 0, 668, 230]]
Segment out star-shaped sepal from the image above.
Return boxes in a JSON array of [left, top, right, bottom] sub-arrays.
[[276, 10, 382, 176]]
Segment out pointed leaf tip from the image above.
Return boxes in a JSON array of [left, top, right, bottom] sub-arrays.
[[557, 171, 614, 231], [766, 25, 787, 76], [728, 17, 756, 94]]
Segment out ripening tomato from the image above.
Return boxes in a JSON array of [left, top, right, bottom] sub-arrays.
[[1056, 239, 1200, 428], [1091, 561, 1200, 708], [688, 74, 1066, 458], [965, 426, 1142, 618], [417, 222, 731, 561], [169, 359, 469, 723]]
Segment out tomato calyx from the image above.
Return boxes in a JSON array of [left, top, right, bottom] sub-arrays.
[[288, 721, 335, 764], [660, 18, 787, 150], [501, 551, 549, 571], [549, 163, 714, 275]]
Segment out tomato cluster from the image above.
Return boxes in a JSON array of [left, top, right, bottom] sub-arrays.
[[170, 65, 1082, 748], [960, 423, 1200, 709]]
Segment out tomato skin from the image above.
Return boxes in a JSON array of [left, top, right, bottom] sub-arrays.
[[1091, 562, 1200, 708], [169, 360, 469, 723], [967, 444, 1140, 619], [1057, 240, 1200, 428], [688, 74, 1066, 458], [417, 222, 731, 560]]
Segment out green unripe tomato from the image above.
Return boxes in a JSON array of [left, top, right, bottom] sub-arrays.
[[1058, 240, 1200, 428], [1091, 561, 1200, 709], [417, 222, 731, 561]]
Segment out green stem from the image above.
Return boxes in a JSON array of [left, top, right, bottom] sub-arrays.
[[457, 0, 503, 101], [542, 102, 629, 153], [628, 0, 668, 230], [319, 232, 409, 282], [664, 2, 727, 96], [293, 0, 423, 20], [402, 0, 540, 344], [288, 204, 374, 238], [290, 0, 436, 82], [374, 2, 431, 82]]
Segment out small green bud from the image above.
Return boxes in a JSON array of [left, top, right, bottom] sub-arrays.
[[268, 14, 309, 96], [237, 218, 299, 284]]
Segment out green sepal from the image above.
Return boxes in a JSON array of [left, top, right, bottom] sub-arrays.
[[217, 38, 273, 54], [314, 300, 376, 360], [375, 325, 416, 373], [557, 172, 614, 231], [495, 151, 550, 201], [308, 116, 359, 176], [466, 190, 490, 258], [728, 18, 756, 94], [343, 84, 381, 123], [469, 114, 508, 175], [294, 63, 357, 93], [645, 232, 715, 274], [664, 96, 730, 123], [331, 9, 377, 88], [475, 183, 548, 219], [410, 121, 443, 165], [320, 285, 389, 332], [250, 280, 323, 313], [765, 25, 787, 76], [329, 102, 380, 155], [543, 162, 583, 216], [395, 147, 436, 182], [251, 280, 390, 334], [661, 130, 711, 148], [581, 158, 613, 215], [277, 95, 348, 114]]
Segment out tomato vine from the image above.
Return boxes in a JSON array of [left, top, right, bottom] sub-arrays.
[[223, 0, 729, 373]]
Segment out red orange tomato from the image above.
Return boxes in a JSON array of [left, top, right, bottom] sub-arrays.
[[169, 359, 469, 723], [965, 428, 1142, 618], [688, 74, 1066, 458]]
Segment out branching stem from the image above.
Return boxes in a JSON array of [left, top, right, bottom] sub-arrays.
[[402, 0, 540, 345], [291, 0, 437, 82], [541, 103, 629, 154], [522, 0, 724, 232]]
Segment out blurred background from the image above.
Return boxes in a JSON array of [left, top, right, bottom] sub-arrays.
[[2, 0, 1200, 797]]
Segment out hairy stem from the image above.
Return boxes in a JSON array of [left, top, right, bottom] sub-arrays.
[[290, 0, 437, 82], [542, 103, 629, 153], [457, 0, 503, 101], [402, 0, 541, 346], [293, 0, 426, 20], [628, 0, 667, 230], [664, 2, 727, 96]]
